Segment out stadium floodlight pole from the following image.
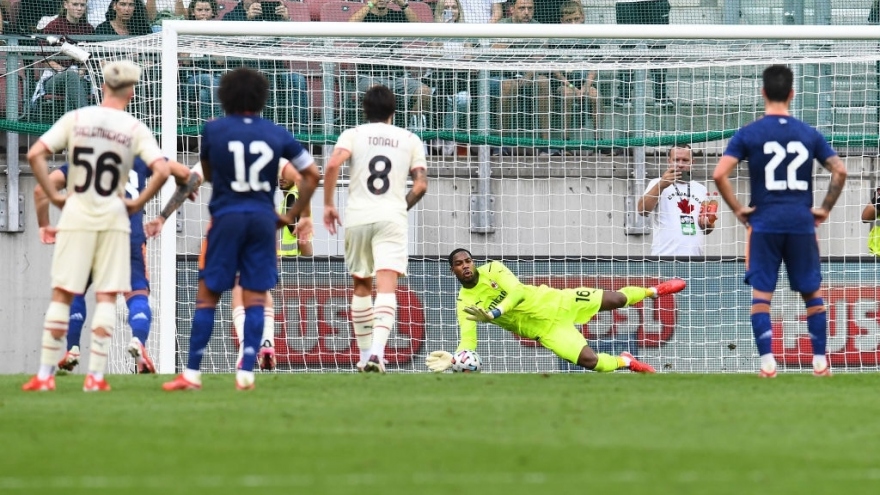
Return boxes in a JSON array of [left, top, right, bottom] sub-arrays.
[[161, 20, 880, 40]]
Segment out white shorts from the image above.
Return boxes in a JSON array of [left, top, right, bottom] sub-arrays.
[[344, 221, 408, 278], [52, 230, 131, 294]]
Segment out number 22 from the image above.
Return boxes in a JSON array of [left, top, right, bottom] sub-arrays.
[[763, 141, 809, 191]]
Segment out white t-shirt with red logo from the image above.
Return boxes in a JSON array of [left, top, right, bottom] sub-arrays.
[[644, 178, 709, 256]]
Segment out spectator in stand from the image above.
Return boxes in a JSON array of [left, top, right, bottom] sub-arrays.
[[349, 0, 434, 132], [553, 1, 601, 146], [88, 0, 185, 27], [40, 0, 95, 113], [492, 0, 555, 155], [222, 0, 310, 132], [16, 0, 63, 34], [614, 0, 671, 108], [432, 0, 473, 155], [637, 144, 715, 256], [459, 0, 503, 23], [95, 0, 153, 35], [182, 0, 222, 123]]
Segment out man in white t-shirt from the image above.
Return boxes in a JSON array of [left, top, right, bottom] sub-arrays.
[[323, 85, 428, 373], [459, 0, 504, 22], [24, 60, 171, 392], [637, 145, 715, 256]]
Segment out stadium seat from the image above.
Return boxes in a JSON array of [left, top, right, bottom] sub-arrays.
[[319, 1, 360, 22], [284, 1, 312, 21]]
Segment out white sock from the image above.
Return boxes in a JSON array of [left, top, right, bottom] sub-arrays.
[[351, 295, 373, 363], [369, 293, 397, 360], [88, 331, 112, 377], [262, 307, 275, 348], [760, 353, 776, 370], [38, 330, 66, 379], [813, 355, 828, 370], [183, 368, 201, 383], [232, 306, 245, 344], [236, 369, 254, 384], [233, 306, 246, 365]]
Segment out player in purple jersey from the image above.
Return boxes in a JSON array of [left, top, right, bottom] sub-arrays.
[[36, 158, 198, 374], [713, 65, 847, 378], [163, 67, 320, 391]]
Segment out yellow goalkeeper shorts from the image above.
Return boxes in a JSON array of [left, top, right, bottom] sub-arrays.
[[535, 288, 605, 364]]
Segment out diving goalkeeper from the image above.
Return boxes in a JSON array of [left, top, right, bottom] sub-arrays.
[[426, 248, 687, 373]]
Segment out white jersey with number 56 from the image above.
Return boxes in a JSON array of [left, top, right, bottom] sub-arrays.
[[38, 107, 165, 232], [335, 122, 427, 228]]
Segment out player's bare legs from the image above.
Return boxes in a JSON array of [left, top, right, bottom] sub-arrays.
[[232, 285, 276, 371], [124, 288, 155, 374], [23, 288, 75, 391], [83, 291, 118, 392]]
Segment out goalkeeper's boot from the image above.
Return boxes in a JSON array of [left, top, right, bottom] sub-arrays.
[[58, 345, 81, 373], [127, 337, 156, 374], [363, 355, 386, 373], [22, 375, 56, 392], [83, 374, 112, 392], [162, 374, 202, 391], [258, 344, 276, 371], [649, 278, 687, 298], [620, 351, 656, 373]]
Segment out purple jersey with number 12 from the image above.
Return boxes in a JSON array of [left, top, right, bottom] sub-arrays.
[[200, 115, 313, 218]]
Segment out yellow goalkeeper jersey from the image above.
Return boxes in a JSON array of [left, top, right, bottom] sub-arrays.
[[455, 261, 564, 351]]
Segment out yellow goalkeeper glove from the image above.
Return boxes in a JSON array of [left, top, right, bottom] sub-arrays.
[[425, 350, 454, 372], [463, 305, 501, 323]]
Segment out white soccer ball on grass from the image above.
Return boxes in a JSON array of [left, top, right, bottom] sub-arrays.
[[451, 350, 482, 373]]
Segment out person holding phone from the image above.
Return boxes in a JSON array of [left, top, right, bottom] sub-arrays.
[[223, 0, 289, 22], [637, 144, 715, 256]]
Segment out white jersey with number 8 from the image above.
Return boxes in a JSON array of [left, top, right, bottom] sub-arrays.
[[38, 106, 165, 232], [334, 122, 427, 229]]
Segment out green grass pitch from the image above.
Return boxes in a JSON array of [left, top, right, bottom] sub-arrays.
[[2, 373, 879, 495]]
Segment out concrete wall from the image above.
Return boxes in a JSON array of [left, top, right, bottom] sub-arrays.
[[1, 154, 875, 373]]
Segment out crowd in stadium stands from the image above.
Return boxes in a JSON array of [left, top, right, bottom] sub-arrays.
[[1, 0, 878, 155]]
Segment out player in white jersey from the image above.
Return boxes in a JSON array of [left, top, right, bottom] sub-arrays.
[[24, 60, 171, 392], [323, 85, 428, 373]]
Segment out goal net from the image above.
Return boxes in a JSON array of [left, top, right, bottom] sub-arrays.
[[81, 21, 880, 374]]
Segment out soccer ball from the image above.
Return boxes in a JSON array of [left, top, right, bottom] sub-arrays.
[[451, 350, 482, 373]]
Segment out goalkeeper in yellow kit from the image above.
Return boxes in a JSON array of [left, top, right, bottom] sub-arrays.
[[426, 248, 687, 373]]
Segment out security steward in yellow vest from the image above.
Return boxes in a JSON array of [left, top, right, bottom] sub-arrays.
[[278, 172, 313, 256]]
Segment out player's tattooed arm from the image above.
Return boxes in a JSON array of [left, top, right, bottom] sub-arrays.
[[405, 167, 428, 211], [820, 155, 847, 213], [145, 168, 203, 238]]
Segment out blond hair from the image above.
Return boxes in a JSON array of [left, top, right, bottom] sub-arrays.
[[434, 0, 465, 23]]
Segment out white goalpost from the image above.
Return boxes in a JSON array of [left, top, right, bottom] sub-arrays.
[[85, 21, 880, 374]]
